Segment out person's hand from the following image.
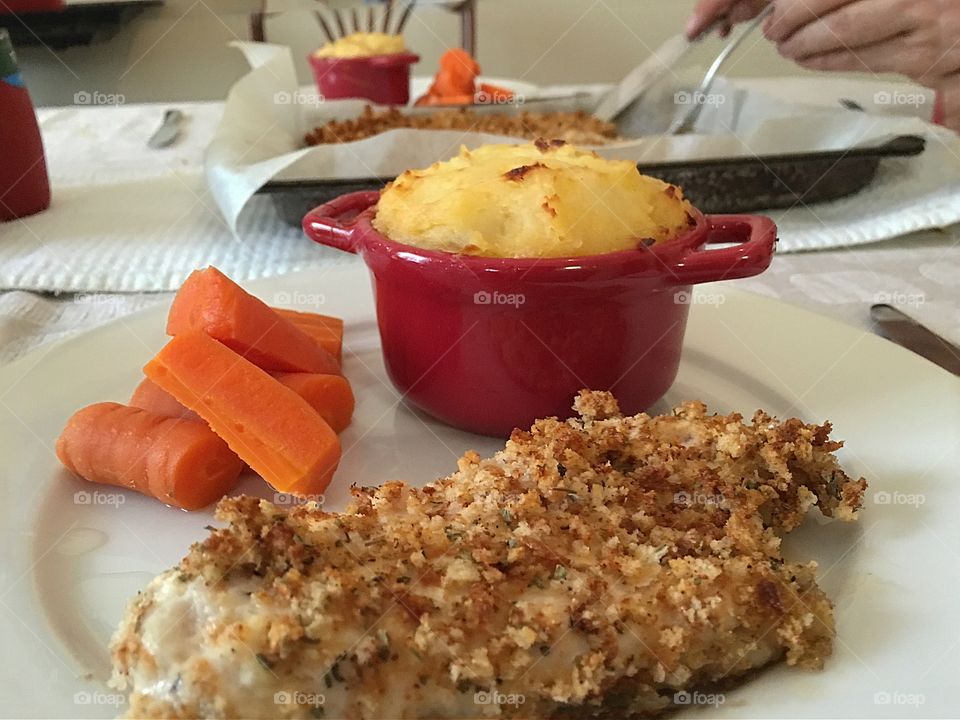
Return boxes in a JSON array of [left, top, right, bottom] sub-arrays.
[[685, 0, 960, 130], [686, 0, 769, 39], [935, 77, 960, 132], [769, 0, 960, 87]]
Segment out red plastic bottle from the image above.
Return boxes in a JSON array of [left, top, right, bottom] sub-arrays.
[[0, 28, 51, 222]]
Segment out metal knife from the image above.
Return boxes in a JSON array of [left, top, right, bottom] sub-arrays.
[[593, 33, 694, 123], [147, 109, 184, 149], [870, 304, 960, 376]]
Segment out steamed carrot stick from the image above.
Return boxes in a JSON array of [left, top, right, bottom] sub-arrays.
[[167, 267, 339, 375], [272, 308, 343, 365], [439, 48, 479, 90], [274, 373, 354, 433], [133, 372, 354, 435], [145, 331, 342, 497], [56, 402, 244, 511], [271, 307, 343, 334], [130, 378, 200, 421], [417, 48, 480, 105]]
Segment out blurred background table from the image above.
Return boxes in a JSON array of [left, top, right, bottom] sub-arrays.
[[1, 92, 957, 367]]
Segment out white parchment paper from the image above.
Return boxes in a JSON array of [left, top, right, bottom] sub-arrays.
[[206, 43, 960, 252]]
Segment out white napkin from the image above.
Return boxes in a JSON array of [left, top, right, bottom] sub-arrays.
[[0, 103, 360, 293]]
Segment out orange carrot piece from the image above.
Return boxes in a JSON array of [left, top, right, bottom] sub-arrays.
[[145, 331, 341, 497], [56, 402, 244, 511], [130, 378, 200, 421], [132, 373, 352, 433], [272, 308, 343, 365], [440, 48, 479, 89], [417, 48, 480, 105], [273, 373, 354, 433], [271, 307, 343, 334], [167, 267, 339, 375], [415, 93, 476, 107]]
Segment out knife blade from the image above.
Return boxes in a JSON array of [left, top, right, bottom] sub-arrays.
[[147, 109, 184, 149], [870, 304, 960, 376], [593, 33, 694, 122]]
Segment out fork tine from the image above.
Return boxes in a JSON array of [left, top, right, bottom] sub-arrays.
[[382, 0, 394, 32], [396, 0, 415, 33], [315, 8, 336, 43]]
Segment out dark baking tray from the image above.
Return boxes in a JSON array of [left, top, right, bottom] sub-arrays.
[[258, 134, 925, 226]]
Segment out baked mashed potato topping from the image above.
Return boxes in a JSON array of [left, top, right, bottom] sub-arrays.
[[372, 141, 696, 258], [314, 32, 406, 59]]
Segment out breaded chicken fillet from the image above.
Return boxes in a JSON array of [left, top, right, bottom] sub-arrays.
[[111, 391, 866, 719]]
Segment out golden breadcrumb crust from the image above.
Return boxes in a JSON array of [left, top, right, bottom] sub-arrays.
[[112, 392, 865, 719]]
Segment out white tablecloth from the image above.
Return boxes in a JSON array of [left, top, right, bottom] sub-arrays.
[[2, 227, 957, 366], [0, 89, 958, 365]]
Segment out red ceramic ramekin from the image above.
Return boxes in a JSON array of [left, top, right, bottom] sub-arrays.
[[308, 52, 420, 105], [304, 191, 776, 437]]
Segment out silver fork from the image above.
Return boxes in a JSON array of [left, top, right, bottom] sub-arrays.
[[668, 3, 774, 135]]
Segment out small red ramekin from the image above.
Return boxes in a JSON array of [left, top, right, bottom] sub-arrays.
[[304, 191, 776, 437], [308, 52, 420, 106]]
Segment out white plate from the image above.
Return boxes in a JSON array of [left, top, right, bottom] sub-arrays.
[[1, 265, 958, 719]]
